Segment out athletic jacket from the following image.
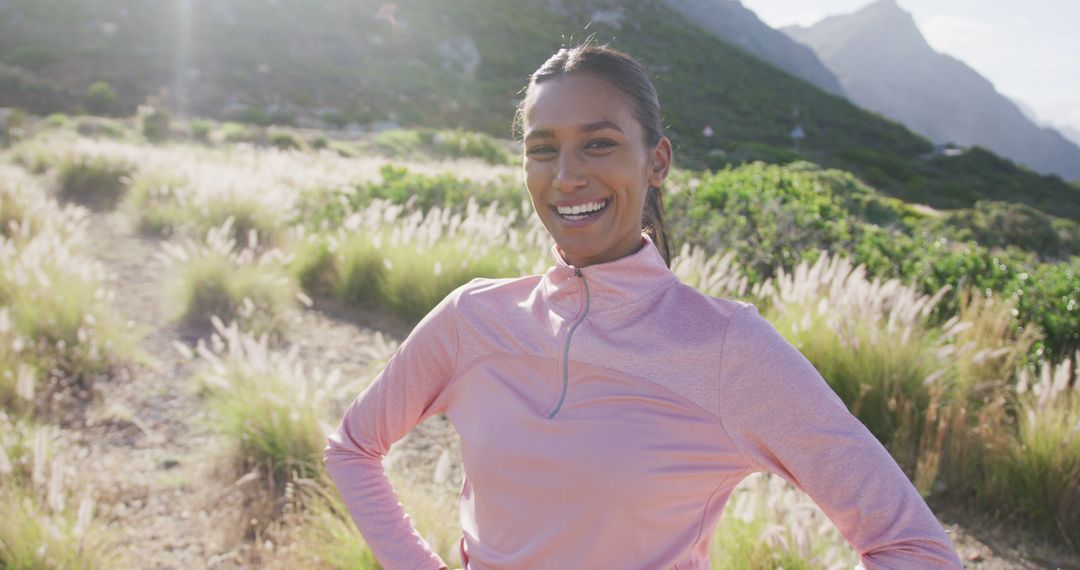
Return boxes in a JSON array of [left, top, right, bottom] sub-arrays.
[[324, 233, 963, 569]]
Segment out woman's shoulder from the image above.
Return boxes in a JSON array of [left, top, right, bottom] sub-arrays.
[[441, 274, 544, 316], [664, 279, 756, 325]]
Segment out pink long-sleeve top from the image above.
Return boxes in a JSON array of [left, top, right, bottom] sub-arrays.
[[324, 233, 963, 569]]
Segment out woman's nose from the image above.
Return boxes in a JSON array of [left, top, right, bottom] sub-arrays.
[[555, 151, 587, 194]]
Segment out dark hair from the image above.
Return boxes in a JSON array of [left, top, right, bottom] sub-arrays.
[[513, 42, 672, 267]]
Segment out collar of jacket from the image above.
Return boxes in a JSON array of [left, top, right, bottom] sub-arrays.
[[541, 232, 678, 313]]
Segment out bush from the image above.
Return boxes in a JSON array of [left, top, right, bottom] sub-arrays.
[[0, 109, 27, 147], [190, 320, 349, 485], [57, 155, 132, 210], [139, 105, 171, 143], [163, 218, 298, 338], [269, 129, 302, 151], [220, 122, 261, 144], [373, 128, 513, 165], [189, 119, 213, 143], [84, 81, 119, 116]]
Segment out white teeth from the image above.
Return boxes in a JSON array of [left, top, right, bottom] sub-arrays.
[[557, 199, 606, 216]]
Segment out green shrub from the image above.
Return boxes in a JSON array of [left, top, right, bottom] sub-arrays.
[[84, 80, 120, 116], [220, 122, 262, 144], [373, 128, 513, 165], [189, 119, 213, 143], [231, 106, 272, 126], [57, 156, 132, 210], [165, 220, 298, 338], [139, 105, 171, 143], [191, 321, 346, 486], [1, 109, 27, 147], [310, 134, 329, 150], [76, 117, 125, 139], [43, 113, 69, 129], [0, 485, 122, 569], [285, 483, 380, 569], [269, 129, 302, 151], [305, 164, 524, 229]]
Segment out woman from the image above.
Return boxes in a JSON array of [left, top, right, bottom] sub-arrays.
[[324, 43, 963, 569]]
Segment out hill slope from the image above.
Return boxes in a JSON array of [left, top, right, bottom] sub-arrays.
[[657, 0, 845, 97]]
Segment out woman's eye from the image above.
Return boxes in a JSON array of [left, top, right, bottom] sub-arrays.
[[586, 140, 616, 150], [525, 146, 556, 156]]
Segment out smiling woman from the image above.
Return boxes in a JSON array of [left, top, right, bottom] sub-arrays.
[[324, 41, 964, 570]]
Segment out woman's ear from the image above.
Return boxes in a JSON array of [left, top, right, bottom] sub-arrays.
[[648, 136, 673, 188]]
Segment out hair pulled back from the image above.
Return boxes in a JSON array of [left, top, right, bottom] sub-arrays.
[[513, 42, 672, 267]]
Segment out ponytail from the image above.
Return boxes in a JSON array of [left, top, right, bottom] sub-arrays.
[[642, 185, 671, 267]]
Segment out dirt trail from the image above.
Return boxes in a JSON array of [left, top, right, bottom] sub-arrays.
[[73, 208, 460, 568], [72, 209, 1074, 569]]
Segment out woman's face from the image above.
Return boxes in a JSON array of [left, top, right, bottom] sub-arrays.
[[522, 74, 671, 268]]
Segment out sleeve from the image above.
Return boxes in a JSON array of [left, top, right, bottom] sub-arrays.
[[716, 304, 963, 569], [323, 287, 463, 570]]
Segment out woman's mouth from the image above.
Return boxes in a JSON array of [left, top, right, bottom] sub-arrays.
[[554, 198, 609, 222]]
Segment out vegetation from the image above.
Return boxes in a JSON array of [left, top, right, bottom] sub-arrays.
[[160, 217, 299, 338], [57, 155, 132, 210], [84, 81, 120, 116]]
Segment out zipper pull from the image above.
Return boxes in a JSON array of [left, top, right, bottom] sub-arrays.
[[574, 267, 583, 278]]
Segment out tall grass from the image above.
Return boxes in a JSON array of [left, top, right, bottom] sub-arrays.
[[0, 415, 120, 568], [158, 217, 302, 338], [757, 252, 950, 455], [292, 198, 548, 320], [989, 357, 1080, 544], [711, 474, 857, 569], [188, 317, 362, 485], [57, 155, 132, 210], [0, 167, 139, 415]]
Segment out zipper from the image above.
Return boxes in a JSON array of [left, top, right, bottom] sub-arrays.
[[547, 267, 590, 419]]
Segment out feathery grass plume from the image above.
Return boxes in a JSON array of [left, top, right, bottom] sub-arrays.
[[991, 355, 1080, 545], [191, 317, 350, 486], [57, 154, 133, 210], [934, 289, 1041, 395], [670, 243, 751, 300], [120, 170, 189, 238], [0, 212, 139, 416], [0, 163, 87, 244], [758, 251, 951, 461], [274, 479, 380, 570], [0, 419, 121, 568], [157, 216, 300, 338], [711, 473, 857, 569], [306, 198, 548, 319]]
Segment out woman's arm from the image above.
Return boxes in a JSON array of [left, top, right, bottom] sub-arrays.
[[323, 288, 462, 570], [716, 304, 963, 569]]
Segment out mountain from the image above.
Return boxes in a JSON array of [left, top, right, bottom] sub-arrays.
[[1061, 124, 1080, 148], [657, 0, 845, 97], [1, 0, 1078, 216], [784, 0, 1080, 182]]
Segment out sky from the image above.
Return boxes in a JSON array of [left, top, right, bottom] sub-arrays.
[[738, 0, 1080, 136]]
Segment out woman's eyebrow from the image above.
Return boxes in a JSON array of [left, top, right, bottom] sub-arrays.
[[525, 120, 624, 142]]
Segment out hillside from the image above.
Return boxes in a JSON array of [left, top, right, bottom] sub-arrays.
[[784, 0, 1080, 183], [657, 0, 845, 96], [1, 0, 1079, 217]]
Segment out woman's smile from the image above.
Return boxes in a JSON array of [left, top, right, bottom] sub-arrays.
[[553, 198, 610, 224]]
